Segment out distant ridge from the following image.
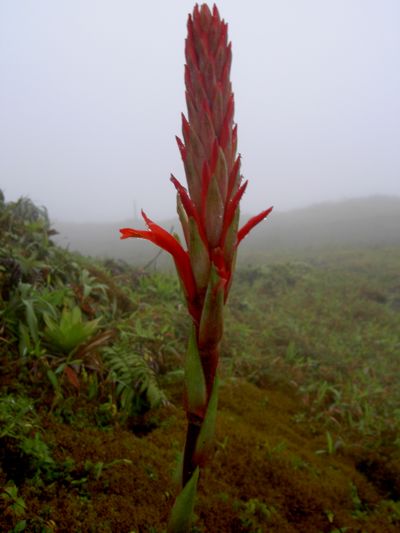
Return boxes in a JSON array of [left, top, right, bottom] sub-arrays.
[[240, 195, 400, 252], [53, 196, 400, 263]]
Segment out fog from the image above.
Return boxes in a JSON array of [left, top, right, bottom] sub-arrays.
[[1, 0, 399, 223]]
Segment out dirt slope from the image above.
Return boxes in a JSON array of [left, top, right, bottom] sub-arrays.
[[2, 379, 399, 532]]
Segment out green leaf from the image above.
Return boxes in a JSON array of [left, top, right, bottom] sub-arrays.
[[47, 369, 60, 394], [194, 376, 219, 465], [22, 298, 39, 343], [18, 323, 31, 357], [185, 326, 207, 417], [13, 519, 27, 531], [43, 306, 100, 354], [167, 467, 199, 533]]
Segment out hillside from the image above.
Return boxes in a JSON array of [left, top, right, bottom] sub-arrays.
[[52, 196, 400, 264], [1, 194, 400, 531]]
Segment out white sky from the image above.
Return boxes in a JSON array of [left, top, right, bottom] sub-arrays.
[[1, 0, 399, 222]]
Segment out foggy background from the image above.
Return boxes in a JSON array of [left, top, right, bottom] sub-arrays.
[[1, 0, 399, 224]]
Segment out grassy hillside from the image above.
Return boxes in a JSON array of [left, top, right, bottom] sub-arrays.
[[241, 195, 400, 253], [53, 196, 400, 263], [1, 194, 400, 531]]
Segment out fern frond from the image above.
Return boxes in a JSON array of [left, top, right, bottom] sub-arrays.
[[102, 343, 166, 417]]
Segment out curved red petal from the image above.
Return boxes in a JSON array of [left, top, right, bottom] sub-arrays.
[[170, 175, 208, 246], [120, 228, 151, 240], [237, 207, 273, 245], [175, 136, 187, 161], [220, 180, 248, 245], [170, 175, 196, 219], [120, 217, 196, 302], [227, 154, 241, 200]]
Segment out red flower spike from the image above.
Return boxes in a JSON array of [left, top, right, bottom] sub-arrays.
[[122, 4, 272, 324], [237, 207, 274, 246], [113, 4, 277, 510]]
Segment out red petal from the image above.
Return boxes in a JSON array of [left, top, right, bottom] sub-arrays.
[[237, 207, 273, 245], [170, 175, 196, 218], [231, 124, 238, 160], [120, 214, 196, 301], [230, 179, 248, 213], [227, 154, 241, 200], [120, 228, 151, 240], [170, 175, 208, 246], [175, 136, 187, 161], [182, 113, 191, 144], [220, 180, 248, 244]]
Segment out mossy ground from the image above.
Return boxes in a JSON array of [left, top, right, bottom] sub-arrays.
[[1, 379, 399, 532]]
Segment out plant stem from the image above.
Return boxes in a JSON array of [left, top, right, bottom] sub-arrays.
[[182, 416, 202, 486], [199, 345, 219, 397], [182, 341, 219, 486]]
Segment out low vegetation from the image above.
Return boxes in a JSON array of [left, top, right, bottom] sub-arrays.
[[1, 192, 399, 531]]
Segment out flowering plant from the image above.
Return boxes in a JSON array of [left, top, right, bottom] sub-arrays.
[[120, 4, 272, 530]]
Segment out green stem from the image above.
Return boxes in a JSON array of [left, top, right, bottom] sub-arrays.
[[182, 415, 202, 486], [199, 345, 219, 397]]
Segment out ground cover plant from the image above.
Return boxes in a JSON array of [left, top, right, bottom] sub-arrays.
[[1, 190, 400, 531]]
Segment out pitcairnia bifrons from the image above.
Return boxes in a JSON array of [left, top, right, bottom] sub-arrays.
[[120, 3, 272, 530]]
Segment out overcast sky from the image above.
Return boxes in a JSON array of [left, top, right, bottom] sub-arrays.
[[1, 0, 399, 222]]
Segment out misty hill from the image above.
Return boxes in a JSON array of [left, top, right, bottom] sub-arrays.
[[240, 195, 400, 254], [53, 196, 400, 264]]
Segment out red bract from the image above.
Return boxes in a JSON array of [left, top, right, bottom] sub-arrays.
[[120, 211, 196, 303], [120, 3, 272, 318]]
